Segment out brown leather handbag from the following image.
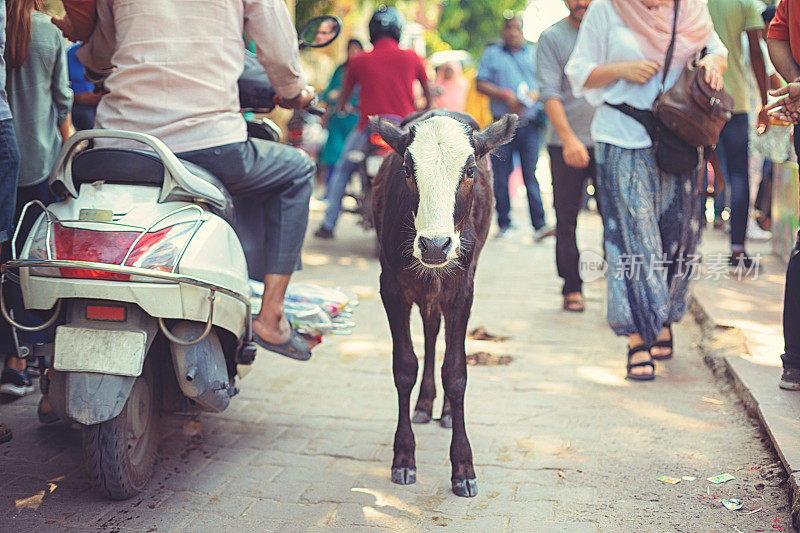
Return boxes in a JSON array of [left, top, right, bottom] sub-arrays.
[[653, 0, 733, 196], [656, 59, 734, 149]]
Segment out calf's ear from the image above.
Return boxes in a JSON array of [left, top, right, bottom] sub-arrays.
[[472, 113, 518, 159], [369, 116, 408, 154]]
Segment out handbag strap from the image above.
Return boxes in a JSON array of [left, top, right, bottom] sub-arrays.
[[701, 146, 725, 198], [658, 0, 681, 97]]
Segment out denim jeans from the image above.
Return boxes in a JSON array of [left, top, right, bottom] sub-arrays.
[[0, 119, 20, 244], [714, 113, 750, 247], [0, 181, 55, 355], [489, 120, 546, 230], [321, 126, 371, 231], [178, 139, 315, 278]]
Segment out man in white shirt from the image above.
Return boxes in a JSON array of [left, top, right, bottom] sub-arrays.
[[79, 0, 318, 360]]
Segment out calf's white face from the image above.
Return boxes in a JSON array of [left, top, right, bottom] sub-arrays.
[[406, 117, 474, 267], [371, 111, 518, 271]]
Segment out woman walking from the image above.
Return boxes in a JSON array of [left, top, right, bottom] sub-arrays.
[[566, 0, 727, 380]]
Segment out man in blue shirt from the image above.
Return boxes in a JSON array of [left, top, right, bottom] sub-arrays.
[[477, 16, 553, 241], [66, 42, 101, 130]]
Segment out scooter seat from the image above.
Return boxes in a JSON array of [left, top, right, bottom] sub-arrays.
[[71, 148, 235, 223]]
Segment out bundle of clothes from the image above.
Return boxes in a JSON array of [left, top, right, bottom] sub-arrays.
[[249, 281, 358, 344]]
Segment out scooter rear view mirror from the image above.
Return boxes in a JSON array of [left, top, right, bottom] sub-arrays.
[[298, 16, 341, 50]]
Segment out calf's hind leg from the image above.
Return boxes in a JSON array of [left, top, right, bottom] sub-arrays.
[[413, 306, 441, 424], [442, 291, 477, 497], [380, 279, 418, 485]]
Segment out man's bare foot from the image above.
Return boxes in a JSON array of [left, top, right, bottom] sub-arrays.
[[563, 292, 585, 312], [253, 313, 317, 350]]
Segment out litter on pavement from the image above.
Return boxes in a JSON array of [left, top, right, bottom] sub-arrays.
[[701, 397, 725, 405], [657, 476, 681, 484], [707, 473, 736, 484], [722, 498, 743, 511]]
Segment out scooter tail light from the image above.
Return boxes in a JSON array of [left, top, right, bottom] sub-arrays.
[[25, 221, 194, 281]]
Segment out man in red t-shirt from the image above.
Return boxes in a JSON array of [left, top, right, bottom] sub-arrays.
[[766, 0, 800, 391], [314, 6, 430, 239]]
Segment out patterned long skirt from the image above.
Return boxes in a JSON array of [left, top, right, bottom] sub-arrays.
[[595, 142, 703, 344]]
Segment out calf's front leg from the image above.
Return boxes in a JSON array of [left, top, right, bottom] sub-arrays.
[[442, 290, 477, 497], [413, 306, 440, 424], [380, 278, 418, 485]]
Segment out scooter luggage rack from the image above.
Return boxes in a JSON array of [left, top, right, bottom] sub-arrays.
[[11, 200, 206, 274], [1, 259, 252, 346]]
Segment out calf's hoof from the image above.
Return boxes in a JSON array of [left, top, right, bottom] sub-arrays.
[[412, 409, 432, 424], [439, 414, 452, 429], [391, 467, 417, 485], [451, 478, 478, 497]]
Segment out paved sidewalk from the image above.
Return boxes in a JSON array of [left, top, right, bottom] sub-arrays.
[[0, 201, 794, 532], [691, 226, 800, 529]]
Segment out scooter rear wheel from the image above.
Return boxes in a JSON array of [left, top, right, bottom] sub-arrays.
[[82, 357, 160, 500]]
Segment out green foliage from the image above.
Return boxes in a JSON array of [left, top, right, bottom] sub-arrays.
[[295, 0, 337, 33], [438, 0, 527, 58]]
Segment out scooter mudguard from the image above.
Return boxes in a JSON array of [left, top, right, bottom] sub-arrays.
[[169, 322, 235, 413], [49, 370, 135, 425]]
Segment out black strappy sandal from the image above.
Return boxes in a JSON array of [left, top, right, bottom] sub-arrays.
[[650, 325, 673, 361], [627, 344, 655, 381]]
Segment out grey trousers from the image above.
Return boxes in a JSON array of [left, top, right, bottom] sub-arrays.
[[178, 139, 315, 278]]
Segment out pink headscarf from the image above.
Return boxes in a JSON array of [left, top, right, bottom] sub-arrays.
[[610, 0, 713, 67]]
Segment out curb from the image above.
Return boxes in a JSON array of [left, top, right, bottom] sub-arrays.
[[689, 294, 800, 530]]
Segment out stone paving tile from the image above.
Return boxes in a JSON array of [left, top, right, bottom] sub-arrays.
[[243, 500, 337, 526], [326, 501, 422, 530], [509, 519, 598, 533], [176, 513, 285, 531], [468, 499, 556, 520], [0, 518, 88, 533], [422, 514, 510, 531], [94, 506, 194, 531], [248, 449, 335, 470], [157, 490, 256, 518], [515, 484, 598, 505]]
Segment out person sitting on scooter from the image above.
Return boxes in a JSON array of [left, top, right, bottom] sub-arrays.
[[77, 0, 319, 360], [314, 5, 431, 239]]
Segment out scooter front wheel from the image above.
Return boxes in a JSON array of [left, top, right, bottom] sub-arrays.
[[81, 357, 160, 500]]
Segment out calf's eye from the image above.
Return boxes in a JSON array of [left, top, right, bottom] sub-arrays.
[[402, 165, 411, 178], [465, 166, 476, 179]]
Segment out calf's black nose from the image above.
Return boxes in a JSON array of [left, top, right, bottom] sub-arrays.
[[418, 236, 452, 265]]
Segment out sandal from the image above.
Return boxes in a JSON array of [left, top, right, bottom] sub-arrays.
[[253, 320, 312, 361], [626, 344, 655, 381], [650, 325, 673, 361], [562, 293, 585, 313]]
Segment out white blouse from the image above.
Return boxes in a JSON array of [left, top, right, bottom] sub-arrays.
[[564, 0, 728, 149]]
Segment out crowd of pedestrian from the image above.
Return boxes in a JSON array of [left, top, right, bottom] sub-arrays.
[[309, 0, 798, 385]]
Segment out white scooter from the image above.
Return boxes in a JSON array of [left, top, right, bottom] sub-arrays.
[[0, 16, 341, 500], [2, 130, 256, 499]]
